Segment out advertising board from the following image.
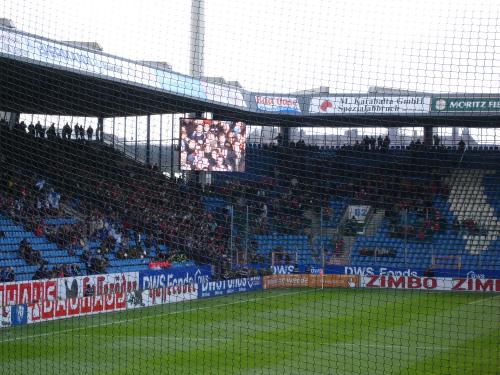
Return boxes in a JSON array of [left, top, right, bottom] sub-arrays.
[[255, 96, 301, 113], [127, 283, 198, 309], [1, 306, 11, 328], [27, 288, 129, 324], [431, 97, 500, 112], [326, 265, 500, 279], [362, 275, 500, 292], [309, 96, 430, 114], [0, 272, 138, 307], [263, 274, 359, 289], [201, 81, 247, 108], [0, 29, 159, 88], [138, 265, 211, 291], [327, 265, 421, 277], [0, 28, 250, 106], [198, 277, 262, 298]]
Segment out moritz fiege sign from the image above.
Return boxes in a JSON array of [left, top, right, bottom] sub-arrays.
[[432, 97, 500, 112]]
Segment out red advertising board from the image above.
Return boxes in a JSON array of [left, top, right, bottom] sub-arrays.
[[362, 275, 500, 292], [28, 290, 129, 323], [0, 272, 138, 307]]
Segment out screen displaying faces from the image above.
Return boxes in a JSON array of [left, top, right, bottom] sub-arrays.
[[180, 118, 246, 172]]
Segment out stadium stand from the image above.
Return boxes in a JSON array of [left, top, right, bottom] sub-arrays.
[[0, 120, 235, 280], [1, 3, 500, 374], [2, 119, 500, 281]]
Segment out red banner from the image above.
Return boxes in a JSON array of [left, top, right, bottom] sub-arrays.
[[363, 275, 500, 292], [148, 261, 172, 269], [0, 272, 138, 307], [28, 291, 129, 323]]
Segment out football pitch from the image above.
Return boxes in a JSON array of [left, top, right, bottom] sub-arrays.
[[0, 289, 498, 375]]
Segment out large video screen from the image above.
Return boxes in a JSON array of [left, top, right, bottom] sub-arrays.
[[180, 118, 246, 172]]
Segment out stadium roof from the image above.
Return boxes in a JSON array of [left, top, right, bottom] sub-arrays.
[[1, 26, 500, 127]]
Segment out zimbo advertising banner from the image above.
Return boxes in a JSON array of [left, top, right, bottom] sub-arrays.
[[198, 277, 262, 298], [362, 275, 500, 292], [309, 96, 431, 114], [432, 97, 500, 112]]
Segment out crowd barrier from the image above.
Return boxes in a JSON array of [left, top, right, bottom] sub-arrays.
[[1, 268, 498, 329]]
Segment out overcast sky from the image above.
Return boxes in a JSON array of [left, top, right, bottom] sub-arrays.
[[2, 0, 500, 94]]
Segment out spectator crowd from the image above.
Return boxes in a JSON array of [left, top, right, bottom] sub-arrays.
[[0, 117, 496, 282], [180, 119, 246, 172]]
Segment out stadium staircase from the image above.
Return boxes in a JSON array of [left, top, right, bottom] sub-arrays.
[[254, 235, 314, 264], [330, 235, 354, 265], [364, 210, 385, 236], [446, 169, 500, 254]]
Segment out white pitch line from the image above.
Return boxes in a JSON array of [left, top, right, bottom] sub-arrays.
[[466, 295, 500, 305], [0, 289, 308, 344], [2, 291, 498, 345], [77, 334, 457, 351], [80, 334, 228, 341]]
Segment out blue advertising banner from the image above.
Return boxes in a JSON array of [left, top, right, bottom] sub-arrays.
[[431, 269, 500, 279], [10, 304, 27, 326], [157, 70, 207, 100], [198, 277, 262, 298], [326, 265, 500, 279], [138, 265, 212, 290], [245, 263, 500, 278]]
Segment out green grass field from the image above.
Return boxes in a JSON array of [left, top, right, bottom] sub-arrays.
[[0, 289, 498, 375]]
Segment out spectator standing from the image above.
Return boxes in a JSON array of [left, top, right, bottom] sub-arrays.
[[458, 139, 466, 152], [377, 135, 383, 149], [87, 125, 93, 140], [34, 121, 43, 138], [433, 134, 440, 146], [33, 265, 48, 280], [28, 122, 35, 136], [4, 267, 15, 282], [62, 123, 71, 140], [46, 123, 57, 140], [74, 124, 80, 140], [383, 135, 391, 150]]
